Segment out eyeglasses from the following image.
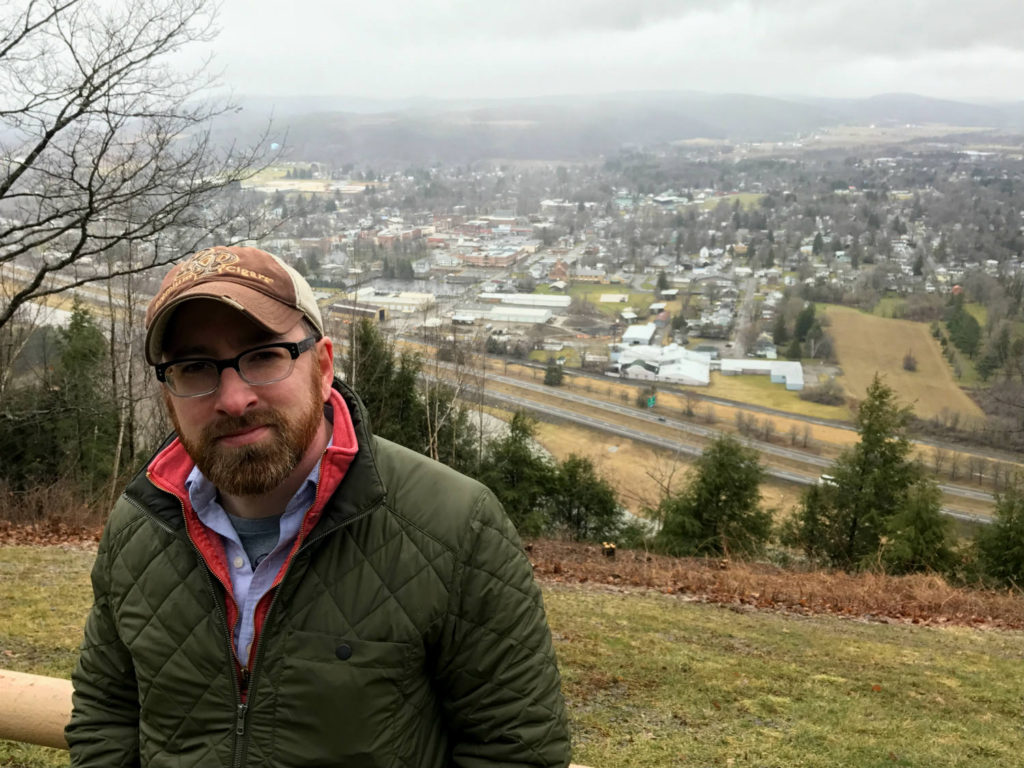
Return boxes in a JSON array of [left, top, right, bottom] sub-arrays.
[[155, 336, 318, 398]]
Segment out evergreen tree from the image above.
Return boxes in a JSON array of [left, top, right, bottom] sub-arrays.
[[345, 319, 478, 473], [0, 303, 119, 495], [881, 481, 955, 574], [653, 434, 770, 557], [945, 298, 981, 358], [348, 319, 428, 451], [772, 314, 789, 346], [476, 411, 554, 536], [53, 302, 120, 490], [975, 476, 1024, 587], [794, 303, 816, 341], [547, 455, 620, 542], [790, 375, 924, 569], [543, 363, 564, 386]]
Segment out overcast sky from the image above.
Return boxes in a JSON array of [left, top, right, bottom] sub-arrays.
[[201, 0, 1024, 104]]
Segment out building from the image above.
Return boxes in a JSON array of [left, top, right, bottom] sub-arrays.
[[487, 307, 553, 324], [621, 323, 658, 346], [719, 359, 804, 390], [479, 293, 571, 309], [349, 288, 436, 313]]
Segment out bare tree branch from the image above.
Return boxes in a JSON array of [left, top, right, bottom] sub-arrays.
[[0, 0, 278, 330]]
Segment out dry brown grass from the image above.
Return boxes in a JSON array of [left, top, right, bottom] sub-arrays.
[[531, 419, 806, 517], [825, 305, 984, 422], [529, 539, 1024, 630]]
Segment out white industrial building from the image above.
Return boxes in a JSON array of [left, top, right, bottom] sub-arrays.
[[479, 293, 571, 308], [487, 307, 553, 324], [719, 359, 804, 390], [608, 344, 801, 390], [349, 288, 436, 313], [654, 359, 711, 386], [613, 343, 712, 367]]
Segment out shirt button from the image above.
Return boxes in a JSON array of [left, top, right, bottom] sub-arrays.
[[233, 556, 245, 569]]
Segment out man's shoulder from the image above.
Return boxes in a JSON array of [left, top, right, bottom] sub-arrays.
[[101, 473, 181, 549], [367, 436, 504, 540]]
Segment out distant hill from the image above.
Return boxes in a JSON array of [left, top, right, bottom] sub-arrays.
[[216, 91, 1024, 164]]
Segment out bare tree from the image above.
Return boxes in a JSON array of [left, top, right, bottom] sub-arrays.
[[948, 452, 961, 482], [977, 457, 990, 488], [931, 445, 948, 475], [0, 0, 276, 331]]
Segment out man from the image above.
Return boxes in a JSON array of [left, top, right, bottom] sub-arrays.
[[66, 245, 571, 767]]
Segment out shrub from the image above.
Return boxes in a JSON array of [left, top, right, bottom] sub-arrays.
[[799, 377, 845, 406]]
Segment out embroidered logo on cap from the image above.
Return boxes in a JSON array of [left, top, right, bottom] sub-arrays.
[[151, 248, 276, 312]]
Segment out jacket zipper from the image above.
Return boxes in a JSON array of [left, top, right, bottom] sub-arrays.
[[128, 487, 247, 766], [233, 498, 384, 768]]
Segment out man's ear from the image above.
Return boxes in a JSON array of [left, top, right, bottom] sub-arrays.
[[317, 337, 334, 401]]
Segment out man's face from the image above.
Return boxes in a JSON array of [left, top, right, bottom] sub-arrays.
[[160, 299, 332, 496]]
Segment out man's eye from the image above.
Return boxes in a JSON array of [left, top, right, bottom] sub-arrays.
[[178, 361, 213, 376], [247, 349, 286, 364]]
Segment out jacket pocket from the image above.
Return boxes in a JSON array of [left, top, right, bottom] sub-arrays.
[[270, 631, 417, 767]]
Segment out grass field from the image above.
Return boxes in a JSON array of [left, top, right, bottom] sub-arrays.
[[873, 297, 906, 319], [701, 372, 851, 421], [965, 302, 988, 329], [4, 545, 1024, 768], [565, 284, 668, 318], [824, 305, 984, 422]]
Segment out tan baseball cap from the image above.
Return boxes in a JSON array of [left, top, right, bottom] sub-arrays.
[[145, 245, 324, 364]]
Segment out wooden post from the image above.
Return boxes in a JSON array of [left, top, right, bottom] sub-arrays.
[[0, 669, 73, 749]]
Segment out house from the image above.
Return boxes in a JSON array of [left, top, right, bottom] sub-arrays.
[[548, 259, 570, 281], [751, 333, 778, 359]]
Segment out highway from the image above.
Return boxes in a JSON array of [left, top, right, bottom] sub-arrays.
[[405, 355, 994, 525]]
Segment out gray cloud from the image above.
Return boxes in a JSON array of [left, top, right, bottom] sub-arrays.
[[203, 0, 1024, 101], [762, 0, 1024, 56]]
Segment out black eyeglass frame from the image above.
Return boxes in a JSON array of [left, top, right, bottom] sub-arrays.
[[155, 336, 318, 398]]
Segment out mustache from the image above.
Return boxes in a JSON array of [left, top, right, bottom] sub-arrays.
[[202, 409, 282, 441]]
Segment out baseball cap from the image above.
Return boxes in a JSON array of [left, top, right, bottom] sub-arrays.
[[145, 245, 324, 364]]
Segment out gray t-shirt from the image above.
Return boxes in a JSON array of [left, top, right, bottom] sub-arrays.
[[226, 512, 282, 570]]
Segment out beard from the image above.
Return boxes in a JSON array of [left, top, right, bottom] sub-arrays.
[[167, 365, 324, 496]]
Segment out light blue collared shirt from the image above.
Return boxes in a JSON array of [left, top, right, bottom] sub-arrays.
[[186, 456, 322, 667]]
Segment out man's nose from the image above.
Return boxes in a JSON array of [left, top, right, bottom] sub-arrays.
[[214, 366, 258, 415]]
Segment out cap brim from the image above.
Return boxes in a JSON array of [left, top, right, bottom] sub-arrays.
[[145, 282, 304, 364]]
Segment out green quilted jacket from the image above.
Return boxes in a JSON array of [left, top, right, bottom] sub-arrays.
[[66, 381, 570, 767]]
